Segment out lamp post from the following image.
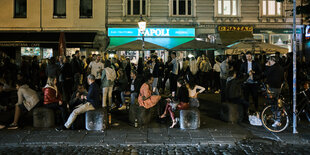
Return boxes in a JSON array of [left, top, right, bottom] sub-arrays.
[[138, 15, 146, 58]]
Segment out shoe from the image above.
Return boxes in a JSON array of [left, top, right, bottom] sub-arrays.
[[7, 123, 18, 130], [55, 125, 67, 131], [118, 105, 126, 111], [272, 120, 281, 128], [110, 103, 117, 110], [170, 118, 179, 128], [0, 125, 5, 129], [214, 90, 220, 94]]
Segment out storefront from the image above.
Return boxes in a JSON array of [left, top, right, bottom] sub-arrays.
[[305, 25, 310, 61], [107, 27, 196, 63]]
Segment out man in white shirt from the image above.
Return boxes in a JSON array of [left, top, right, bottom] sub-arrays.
[[88, 55, 104, 86]]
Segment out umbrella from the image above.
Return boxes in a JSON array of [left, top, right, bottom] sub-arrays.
[[58, 32, 66, 56], [110, 40, 168, 51], [225, 38, 288, 55], [171, 39, 226, 50]]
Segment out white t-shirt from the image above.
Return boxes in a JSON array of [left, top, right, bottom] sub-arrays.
[[188, 85, 206, 98], [89, 61, 104, 79], [213, 62, 221, 73]]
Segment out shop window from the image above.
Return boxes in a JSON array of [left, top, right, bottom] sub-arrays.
[[14, 0, 27, 18], [171, 0, 193, 16], [271, 34, 291, 52], [127, 0, 146, 16], [54, 0, 66, 18], [216, 0, 239, 16], [80, 0, 93, 18], [262, 0, 282, 16]]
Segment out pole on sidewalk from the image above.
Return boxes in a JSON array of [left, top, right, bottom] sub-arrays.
[[292, 0, 297, 134]]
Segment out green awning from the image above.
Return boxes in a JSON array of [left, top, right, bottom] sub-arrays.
[[107, 37, 194, 50]]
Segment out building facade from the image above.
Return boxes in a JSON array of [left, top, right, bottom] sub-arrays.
[[0, 0, 107, 61], [107, 0, 304, 58]]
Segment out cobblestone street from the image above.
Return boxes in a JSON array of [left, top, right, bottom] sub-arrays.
[[1, 140, 310, 155]]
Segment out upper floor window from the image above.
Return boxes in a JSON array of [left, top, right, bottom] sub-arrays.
[[172, 0, 192, 16], [216, 0, 239, 16], [262, 0, 282, 16], [14, 0, 27, 18], [80, 0, 93, 18], [127, 0, 146, 16], [54, 0, 66, 18]]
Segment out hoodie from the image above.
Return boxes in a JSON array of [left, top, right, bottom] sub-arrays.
[[101, 67, 116, 88]]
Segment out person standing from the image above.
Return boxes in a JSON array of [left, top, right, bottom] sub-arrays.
[[239, 51, 262, 112], [101, 60, 116, 109], [220, 55, 232, 103], [213, 57, 221, 93], [56, 74, 101, 131], [169, 52, 179, 96], [88, 55, 104, 87], [199, 56, 212, 93], [150, 55, 160, 95], [71, 51, 82, 90]]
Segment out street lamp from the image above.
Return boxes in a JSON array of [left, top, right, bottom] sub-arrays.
[[138, 15, 146, 57]]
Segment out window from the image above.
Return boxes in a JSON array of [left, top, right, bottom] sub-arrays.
[[172, 0, 192, 16], [127, 0, 146, 15], [80, 0, 93, 18], [262, 0, 282, 16], [217, 0, 238, 16], [54, 0, 66, 18], [14, 0, 27, 18]]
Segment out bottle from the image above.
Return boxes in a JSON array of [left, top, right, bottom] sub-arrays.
[[108, 113, 112, 125], [134, 119, 138, 128]]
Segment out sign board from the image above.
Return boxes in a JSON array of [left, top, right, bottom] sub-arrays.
[[218, 26, 254, 32], [306, 25, 310, 39], [108, 28, 195, 37], [0, 43, 40, 47]]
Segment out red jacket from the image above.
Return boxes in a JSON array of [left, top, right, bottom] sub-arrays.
[[42, 86, 62, 105]]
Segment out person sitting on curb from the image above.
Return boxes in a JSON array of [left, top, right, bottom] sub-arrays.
[[56, 74, 101, 131], [160, 78, 190, 128], [43, 77, 68, 128], [7, 80, 40, 129], [119, 70, 142, 110], [186, 80, 205, 108], [68, 84, 88, 110], [138, 73, 161, 109]]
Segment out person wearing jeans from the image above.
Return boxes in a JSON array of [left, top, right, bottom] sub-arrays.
[[101, 60, 116, 109], [57, 74, 101, 131], [119, 70, 141, 110]]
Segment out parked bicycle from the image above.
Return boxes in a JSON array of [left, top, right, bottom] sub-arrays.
[[260, 82, 310, 133]]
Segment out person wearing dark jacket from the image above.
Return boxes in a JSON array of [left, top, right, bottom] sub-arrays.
[[46, 57, 60, 79], [57, 74, 100, 131], [60, 57, 73, 103], [119, 70, 142, 110], [71, 51, 82, 90], [151, 55, 160, 95], [239, 51, 262, 112], [225, 70, 249, 123]]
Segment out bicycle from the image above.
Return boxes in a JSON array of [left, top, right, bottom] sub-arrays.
[[260, 82, 310, 133]]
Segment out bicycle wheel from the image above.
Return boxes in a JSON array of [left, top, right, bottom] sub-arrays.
[[261, 105, 289, 133]]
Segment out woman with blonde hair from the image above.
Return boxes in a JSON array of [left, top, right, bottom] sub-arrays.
[[42, 77, 67, 126]]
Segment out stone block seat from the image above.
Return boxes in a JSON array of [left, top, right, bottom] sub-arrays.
[[85, 108, 107, 131], [33, 107, 55, 128], [129, 100, 158, 126], [220, 102, 244, 123], [179, 108, 200, 130]]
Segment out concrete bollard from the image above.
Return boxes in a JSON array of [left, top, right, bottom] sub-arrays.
[[85, 108, 107, 131], [33, 107, 55, 128], [220, 102, 243, 123], [180, 108, 200, 130]]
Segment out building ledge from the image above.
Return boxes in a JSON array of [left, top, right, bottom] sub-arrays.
[[214, 17, 242, 23], [258, 17, 286, 23]]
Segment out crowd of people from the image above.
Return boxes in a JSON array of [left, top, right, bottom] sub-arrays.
[[0, 50, 309, 130]]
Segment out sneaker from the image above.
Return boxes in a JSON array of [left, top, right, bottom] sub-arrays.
[[0, 125, 5, 129], [118, 105, 127, 111], [214, 90, 220, 94], [110, 103, 117, 110], [272, 120, 281, 128], [55, 125, 67, 131], [7, 123, 18, 130]]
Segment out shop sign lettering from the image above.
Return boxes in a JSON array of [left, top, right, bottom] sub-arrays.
[[218, 26, 253, 32], [108, 28, 195, 37]]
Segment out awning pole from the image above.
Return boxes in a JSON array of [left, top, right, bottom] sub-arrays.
[[292, 0, 298, 134]]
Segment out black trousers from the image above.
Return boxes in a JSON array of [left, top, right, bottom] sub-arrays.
[[169, 73, 178, 93], [220, 79, 227, 103], [243, 83, 259, 111], [43, 102, 68, 125]]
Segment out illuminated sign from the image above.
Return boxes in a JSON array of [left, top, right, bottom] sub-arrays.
[[108, 28, 195, 37], [218, 26, 254, 32], [306, 25, 310, 38]]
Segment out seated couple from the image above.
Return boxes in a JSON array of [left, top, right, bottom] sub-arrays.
[[160, 78, 205, 128]]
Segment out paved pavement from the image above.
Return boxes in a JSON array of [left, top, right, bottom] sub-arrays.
[[0, 93, 310, 153]]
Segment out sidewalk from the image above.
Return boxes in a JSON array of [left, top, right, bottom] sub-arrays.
[[0, 94, 309, 147]]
